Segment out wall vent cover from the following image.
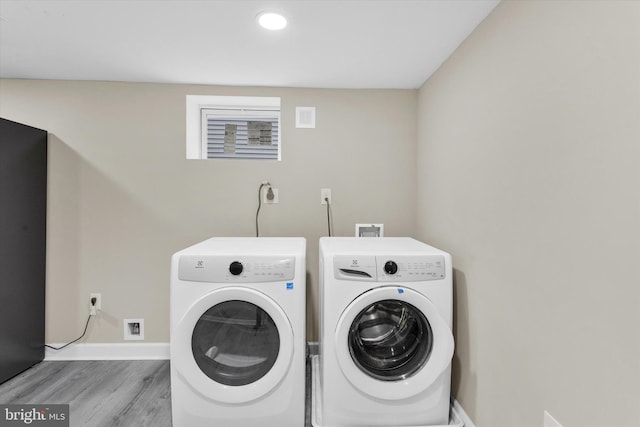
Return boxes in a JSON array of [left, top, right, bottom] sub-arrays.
[[296, 106, 316, 128]]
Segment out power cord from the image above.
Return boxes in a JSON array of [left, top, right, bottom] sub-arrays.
[[45, 297, 97, 351], [325, 197, 333, 236], [256, 182, 271, 237]]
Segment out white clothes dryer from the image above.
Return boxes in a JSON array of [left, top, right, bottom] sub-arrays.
[[316, 237, 454, 426], [170, 237, 306, 427]]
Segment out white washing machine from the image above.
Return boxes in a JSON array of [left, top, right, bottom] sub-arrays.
[[315, 237, 454, 427], [170, 237, 306, 427]]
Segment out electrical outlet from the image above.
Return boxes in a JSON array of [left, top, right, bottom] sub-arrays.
[[90, 293, 102, 310], [262, 187, 279, 204], [543, 411, 563, 427], [321, 188, 331, 205]]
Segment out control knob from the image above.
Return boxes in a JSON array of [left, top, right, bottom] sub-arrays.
[[384, 261, 398, 275], [229, 261, 244, 276]]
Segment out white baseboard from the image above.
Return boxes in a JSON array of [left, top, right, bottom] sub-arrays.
[[44, 342, 169, 361], [452, 398, 476, 427]]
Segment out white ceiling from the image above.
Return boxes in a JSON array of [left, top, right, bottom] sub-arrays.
[[0, 0, 500, 89]]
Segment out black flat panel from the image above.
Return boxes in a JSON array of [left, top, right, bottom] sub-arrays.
[[0, 118, 47, 384]]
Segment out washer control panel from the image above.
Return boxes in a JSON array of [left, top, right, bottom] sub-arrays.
[[179, 255, 295, 283], [377, 255, 446, 282], [334, 255, 445, 282]]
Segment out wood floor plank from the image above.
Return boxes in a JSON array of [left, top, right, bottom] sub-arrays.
[[0, 361, 172, 427], [0, 359, 312, 427]]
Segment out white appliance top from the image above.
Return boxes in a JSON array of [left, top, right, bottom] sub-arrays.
[[177, 237, 306, 256], [319, 237, 446, 255]]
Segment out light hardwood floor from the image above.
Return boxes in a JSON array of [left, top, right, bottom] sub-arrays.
[[0, 359, 312, 427]]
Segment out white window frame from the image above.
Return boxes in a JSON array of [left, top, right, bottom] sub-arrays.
[[186, 95, 281, 160]]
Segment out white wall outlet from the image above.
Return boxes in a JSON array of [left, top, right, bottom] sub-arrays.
[[543, 411, 563, 427], [124, 318, 144, 341], [90, 293, 102, 311], [321, 188, 332, 205], [262, 186, 279, 204]]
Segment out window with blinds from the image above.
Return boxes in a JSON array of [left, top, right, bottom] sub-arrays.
[[186, 95, 281, 160], [201, 109, 280, 160]]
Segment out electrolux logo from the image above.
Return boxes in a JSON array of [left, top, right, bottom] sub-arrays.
[[1, 405, 69, 426]]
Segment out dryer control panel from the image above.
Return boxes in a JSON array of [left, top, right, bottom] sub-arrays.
[[334, 255, 445, 282], [179, 255, 295, 283]]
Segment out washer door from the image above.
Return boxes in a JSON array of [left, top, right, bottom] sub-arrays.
[[174, 287, 294, 404], [335, 286, 454, 400]]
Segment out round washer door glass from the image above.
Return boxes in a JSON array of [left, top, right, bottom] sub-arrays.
[[349, 299, 432, 381], [191, 300, 280, 386]]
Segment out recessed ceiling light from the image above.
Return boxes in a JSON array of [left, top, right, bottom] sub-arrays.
[[257, 12, 287, 31]]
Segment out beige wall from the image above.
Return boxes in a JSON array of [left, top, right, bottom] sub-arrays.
[[417, 1, 640, 426], [0, 80, 417, 343]]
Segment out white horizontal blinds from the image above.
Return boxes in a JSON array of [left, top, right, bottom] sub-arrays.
[[203, 108, 280, 160]]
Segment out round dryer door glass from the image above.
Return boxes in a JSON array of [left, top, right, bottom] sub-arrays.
[[191, 300, 280, 386], [348, 299, 433, 381]]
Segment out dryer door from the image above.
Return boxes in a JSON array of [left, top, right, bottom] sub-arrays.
[[174, 287, 293, 404], [335, 286, 454, 400]]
